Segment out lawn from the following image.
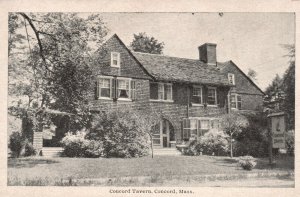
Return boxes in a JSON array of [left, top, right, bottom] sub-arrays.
[[8, 155, 294, 186]]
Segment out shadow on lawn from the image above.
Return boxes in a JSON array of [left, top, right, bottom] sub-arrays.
[[8, 157, 59, 168]]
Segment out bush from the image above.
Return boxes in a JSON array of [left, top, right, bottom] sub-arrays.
[[23, 139, 36, 157], [9, 132, 25, 157], [184, 131, 229, 156], [234, 117, 268, 157], [238, 156, 257, 171], [86, 109, 150, 158], [286, 130, 294, 156], [61, 132, 104, 158]]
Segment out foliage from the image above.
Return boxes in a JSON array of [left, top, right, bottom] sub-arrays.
[[238, 156, 257, 171], [61, 131, 103, 158], [9, 132, 25, 157], [286, 130, 294, 156], [220, 113, 248, 157], [184, 131, 229, 156], [8, 13, 109, 132], [264, 44, 295, 130], [23, 139, 36, 157], [233, 113, 268, 157], [130, 32, 165, 54], [86, 107, 152, 158], [247, 68, 257, 81]]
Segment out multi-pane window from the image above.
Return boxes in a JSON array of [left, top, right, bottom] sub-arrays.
[[99, 78, 111, 98], [150, 82, 173, 101], [97, 77, 136, 100], [230, 94, 242, 109], [117, 79, 130, 98], [192, 86, 202, 104], [207, 87, 217, 105], [228, 73, 235, 85], [183, 119, 191, 140], [111, 52, 120, 67]]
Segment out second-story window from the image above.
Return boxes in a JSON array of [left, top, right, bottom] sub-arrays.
[[192, 86, 202, 104], [99, 78, 112, 98], [97, 76, 136, 100], [111, 52, 120, 67], [117, 79, 130, 99], [207, 87, 217, 105], [150, 82, 173, 101]]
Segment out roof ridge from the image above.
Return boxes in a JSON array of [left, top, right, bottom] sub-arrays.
[[131, 51, 201, 62]]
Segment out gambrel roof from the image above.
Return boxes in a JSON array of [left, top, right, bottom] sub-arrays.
[[131, 51, 231, 86]]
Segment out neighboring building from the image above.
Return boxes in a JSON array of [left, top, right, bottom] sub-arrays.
[[88, 34, 264, 148]]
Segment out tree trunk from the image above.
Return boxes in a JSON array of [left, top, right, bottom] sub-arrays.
[[230, 134, 233, 158], [148, 132, 154, 158]]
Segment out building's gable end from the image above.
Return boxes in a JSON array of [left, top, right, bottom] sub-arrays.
[[95, 34, 154, 80], [223, 61, 264, 95]]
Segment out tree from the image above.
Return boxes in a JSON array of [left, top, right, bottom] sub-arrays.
[[8, 13, 108, 130], [281, 44, 295, 130], [247, 68, 257, 81], [220, 113, 248, 158], [130, 32, 164, 54]]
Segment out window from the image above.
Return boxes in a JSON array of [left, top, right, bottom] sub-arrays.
[[192, 86, 202, 104], [150, 82, 173, 101], [198, 119, 210, 136], [117, 79, 130, 99], [111, 52, 120, 67], [99, 78, 111, 98], [183, 119, 191, 140], [97, 77, 136, 100], [230, 94, 242, 109], [228, 73, 235, 85], [207, 87, 217, 105]]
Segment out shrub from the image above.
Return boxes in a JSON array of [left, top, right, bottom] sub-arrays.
[[61, 132, 104, 158], [234, 124, 268, 157], [286, 130, 294, 156], [238, 156, 257, 171], [9, 132, 25, 157], [61, 131, 88, 157], [23, 139, 36, 157], [184, 131, 229, 156], [86, 109, 150, 158]]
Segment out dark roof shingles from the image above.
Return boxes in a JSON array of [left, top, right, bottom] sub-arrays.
[[132, 52, 230, 86]]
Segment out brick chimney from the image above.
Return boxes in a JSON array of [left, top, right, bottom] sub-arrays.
[[198, 43, 217, 66]]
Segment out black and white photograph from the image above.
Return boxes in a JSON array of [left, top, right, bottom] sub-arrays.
[[5, 10, 295, 191]]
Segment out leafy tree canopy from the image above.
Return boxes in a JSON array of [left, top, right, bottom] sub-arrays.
[[130, 32, 164, 54]]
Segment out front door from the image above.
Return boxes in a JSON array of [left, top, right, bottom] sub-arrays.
[[152, 119, 170, 148]]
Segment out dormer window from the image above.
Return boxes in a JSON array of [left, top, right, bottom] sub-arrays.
[[228, 73, 235, 85], [111, 52, 120, 67]]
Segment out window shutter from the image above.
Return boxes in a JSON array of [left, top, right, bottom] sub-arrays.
[[95, 80, 99, 100], [202, 86, 207, 104], [112, 78, 116, 99], [150, 82, 158, 99], [131, 80, 136, 100]]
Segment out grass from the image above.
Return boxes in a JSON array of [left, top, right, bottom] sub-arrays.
[[7, 155, 294, 186]]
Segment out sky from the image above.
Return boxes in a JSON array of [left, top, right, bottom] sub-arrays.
[[95, 12, 295, 91]]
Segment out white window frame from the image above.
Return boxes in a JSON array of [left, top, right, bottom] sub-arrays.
[[207, 87, 217, 106], [99, 76, 113, 99], [117, 77, 132, 101], [192, 85, 203, 105], [231, 93, 242, 110], [228, 73, 235, 85], [150, 82, 173, 102], [97, 76, 135, 101], [111, 52, 120, 68]]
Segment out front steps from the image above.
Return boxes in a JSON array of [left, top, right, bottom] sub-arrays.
[[152, 148, 182, 156], [41, 147, 63, 157]]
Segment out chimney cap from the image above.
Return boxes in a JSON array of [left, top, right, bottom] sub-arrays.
[[198, 43, 217, 48]]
